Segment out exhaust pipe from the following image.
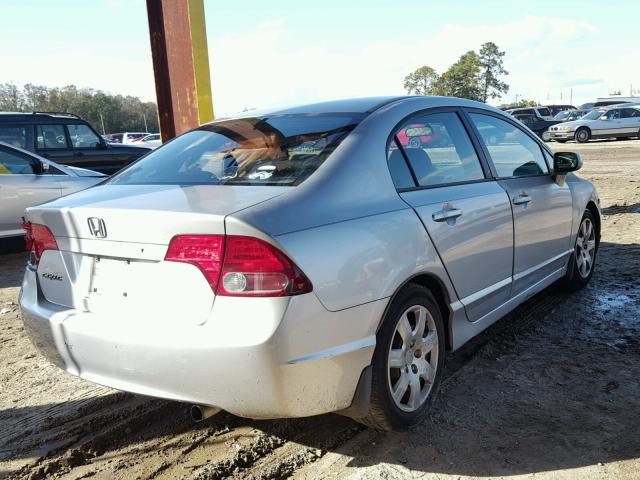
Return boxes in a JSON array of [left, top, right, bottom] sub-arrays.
[[190, 405, 221, 422]]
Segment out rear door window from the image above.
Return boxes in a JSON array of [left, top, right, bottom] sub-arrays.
[[36, 125, 68, 149], [0, 126, 27, 148], [109, 113, 364, 186], [469, 113, 549, 177], [67, 124, 101, 148], [388, 111, 485, 188]]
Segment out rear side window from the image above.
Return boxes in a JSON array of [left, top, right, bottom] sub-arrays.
[[469, 113, 549, 177], [388, 111, 485, 188], [67, 124, 101, 148], [109, 114, 363, 186], [536, 108, 551, 117], [36, 125, 68, 149], [0, 147, 37, 174], [0, 126, 27, 148], [621, 108, 640, 118]]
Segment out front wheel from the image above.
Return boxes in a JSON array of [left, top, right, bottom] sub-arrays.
[[575, 128, 590, 143], [359, 284, 445, 431], [561, 210, 598, 290]]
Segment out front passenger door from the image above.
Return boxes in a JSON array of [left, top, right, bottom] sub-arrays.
[[468, 112, 573, 296]]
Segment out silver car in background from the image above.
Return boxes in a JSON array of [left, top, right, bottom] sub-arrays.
[[549, 105, 640, 143], [19, 96, 600, 431], [0, 142, 104, 239]]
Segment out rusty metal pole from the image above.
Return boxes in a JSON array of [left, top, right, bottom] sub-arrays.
[[146, 0, 214, 142]]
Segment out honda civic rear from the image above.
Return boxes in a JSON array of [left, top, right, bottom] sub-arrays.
[[19, 109, 380, 418]]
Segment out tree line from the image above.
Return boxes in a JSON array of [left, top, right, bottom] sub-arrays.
[[403, 42, 510, 103], [0, 83, 159, 134]]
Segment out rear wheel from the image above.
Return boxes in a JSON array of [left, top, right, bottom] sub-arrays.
[[561, 210, 597, 290], [575, 127, 590, 143], [360, 284, 445, 431]]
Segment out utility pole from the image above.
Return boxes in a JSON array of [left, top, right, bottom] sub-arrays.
[[143, 113, 148, 132], [570, 88, 573, 106], [146, 0, 214, 142], [99, 112, 106, 134]]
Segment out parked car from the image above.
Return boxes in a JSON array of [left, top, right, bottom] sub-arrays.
[[554, 109, 591, 122], [0, 113, 151, 175], [20, 96, 600, 431], [545, 105, 576, 117], [133, 133, 162, 149], [506, 106, 554, 121], [105, 132, 151, 145], [511, 113, 559, 141], [0, 141, 104, 239], [549, 105, 640, 143]]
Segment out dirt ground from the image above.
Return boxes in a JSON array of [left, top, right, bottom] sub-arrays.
[[1, 139, 639, 480]]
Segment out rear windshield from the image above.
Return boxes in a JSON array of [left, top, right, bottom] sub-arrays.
[[109, 113, 363, 186]]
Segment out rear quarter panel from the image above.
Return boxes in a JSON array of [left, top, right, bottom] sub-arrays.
[[270, 208, 457, 312]]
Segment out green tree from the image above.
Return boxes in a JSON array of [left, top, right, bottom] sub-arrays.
[[0, 83, 159, 133], [434, 51, 482, 101], [403, 66, 439, 95], [478, 42, 509, 102]]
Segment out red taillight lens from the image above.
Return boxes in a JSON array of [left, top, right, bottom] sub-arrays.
[[218, 236, 312, 297], [23, 222, 58, 266], [164, 234, 312, 297], [164, 235, 225, 291]]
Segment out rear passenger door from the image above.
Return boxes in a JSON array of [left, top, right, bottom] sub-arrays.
[[467, 111, 573, 297], [35, 124, 74, 165], [390, 109, 514, 322], [620, 108, 640, 136]]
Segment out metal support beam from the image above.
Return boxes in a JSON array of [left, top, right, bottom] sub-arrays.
[[146, 0, 214, 142]]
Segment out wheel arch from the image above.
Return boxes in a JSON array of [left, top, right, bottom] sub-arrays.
[[377, 272, 454, 350], [585, 200, 601, 247]]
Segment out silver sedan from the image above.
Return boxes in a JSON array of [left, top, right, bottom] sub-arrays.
[[0, 142, 104, 239], [19, 96, 600, 431]]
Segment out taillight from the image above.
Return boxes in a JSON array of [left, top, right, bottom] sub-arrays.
[[164, 235, 225, 291], [23, 222, 58, 266], [164, 235, 312, 297]]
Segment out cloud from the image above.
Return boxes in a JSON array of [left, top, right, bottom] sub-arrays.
[[560, 78, 604, 88], [207, 15, 608, 115]]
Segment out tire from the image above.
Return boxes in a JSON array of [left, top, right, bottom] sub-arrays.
[[560, 210, 598, 290], [359, 284, 445, 431], [575, 127, 590, 143]]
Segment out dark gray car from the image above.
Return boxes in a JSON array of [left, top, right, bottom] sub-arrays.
[[0, 112, 151, 174]]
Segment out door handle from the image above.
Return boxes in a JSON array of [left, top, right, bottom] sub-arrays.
[[512, 194, 532, 205], [432, 208, 463, 222]]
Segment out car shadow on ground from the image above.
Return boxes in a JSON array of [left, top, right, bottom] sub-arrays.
[[2, 241, 639, 477], [0, 251, 27, 289], [602, 202, 640, 215]]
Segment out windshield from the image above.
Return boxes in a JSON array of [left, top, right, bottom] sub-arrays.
[[109, 113, 363, 186], [582, 109, 605, 120]]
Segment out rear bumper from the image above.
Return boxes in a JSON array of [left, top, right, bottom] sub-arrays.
[[19, 266, 386, 418]]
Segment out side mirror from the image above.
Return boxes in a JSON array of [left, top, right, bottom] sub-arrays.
[[554, 151, 582, 174], [39, 161, 50, 174]]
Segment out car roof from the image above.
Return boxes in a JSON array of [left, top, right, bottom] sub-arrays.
[[0, 112, 85, 123], [214, 96, 504, 122]]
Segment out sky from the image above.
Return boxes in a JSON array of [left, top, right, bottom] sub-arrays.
[[1, 0, 639, 116]]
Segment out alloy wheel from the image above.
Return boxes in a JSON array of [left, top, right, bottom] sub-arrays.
[[576, 217, 596, 278], [387, 305, 438, 412]]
